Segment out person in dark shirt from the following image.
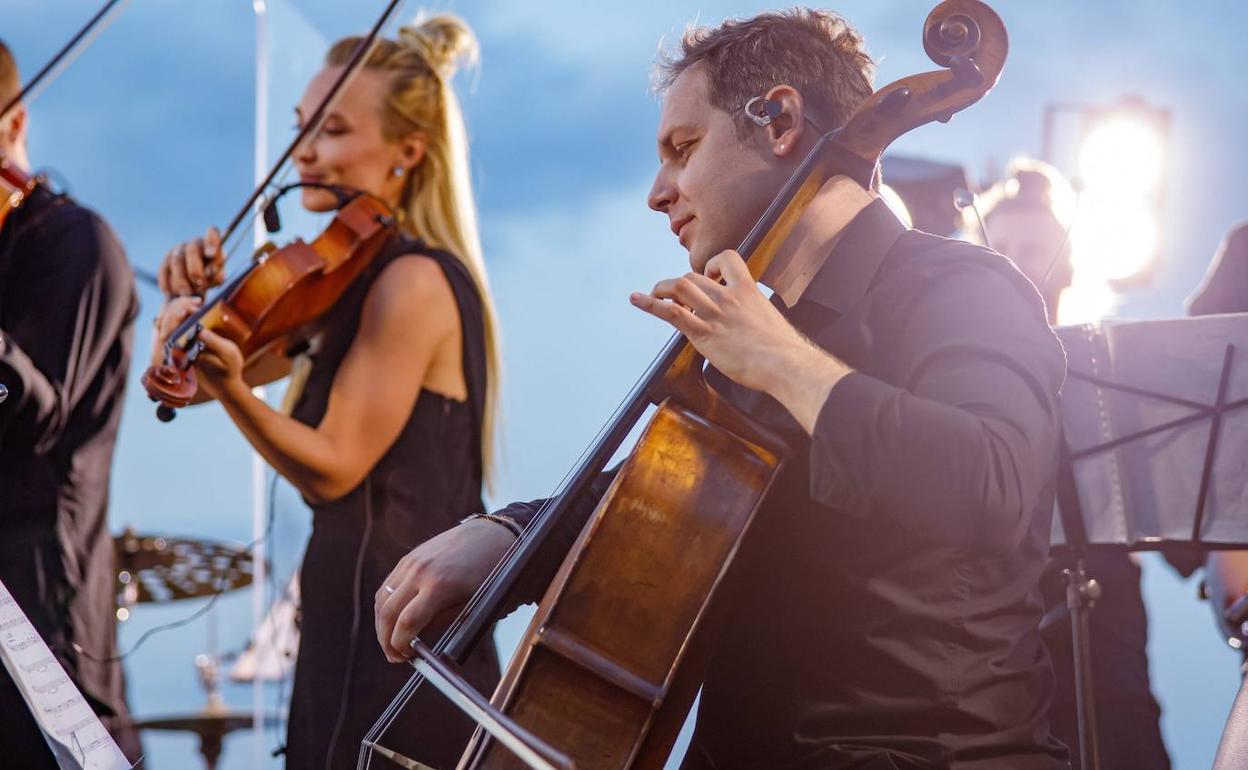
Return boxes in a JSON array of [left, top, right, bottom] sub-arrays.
[[980, 159, 1172, 770], [375, 9, 1068, 769], [0, 39, 140, 767], [1189, 223, 1248, 650]]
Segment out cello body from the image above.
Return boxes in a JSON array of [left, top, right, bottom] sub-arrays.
[[464, 389, 784, 769]]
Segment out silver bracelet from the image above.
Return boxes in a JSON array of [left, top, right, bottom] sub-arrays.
[[461, 512, 522, 538]]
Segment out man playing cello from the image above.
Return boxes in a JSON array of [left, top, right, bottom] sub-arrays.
[[376, 10, 1069, 768]]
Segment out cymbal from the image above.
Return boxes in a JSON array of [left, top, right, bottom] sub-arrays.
[[114, 527, 255, 605]]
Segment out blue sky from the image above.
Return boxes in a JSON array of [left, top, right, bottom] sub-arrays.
[[9, 1, 1248, 767]]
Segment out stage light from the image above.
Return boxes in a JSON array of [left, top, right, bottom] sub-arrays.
[[877, 183, 913, 228], [1078, 116, 1165, 195], [1046, 96, 1171, 321], [1071, 196, 1159, 282], [1057, 274, 1119, 326]]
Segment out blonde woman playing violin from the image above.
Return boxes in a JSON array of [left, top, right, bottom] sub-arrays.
[[152, 15, 503, 770]]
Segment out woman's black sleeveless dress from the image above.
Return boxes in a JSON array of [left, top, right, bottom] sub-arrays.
[[285, 237, 500, 770]]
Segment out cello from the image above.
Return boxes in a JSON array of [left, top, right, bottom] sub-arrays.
[[363, 2, 1008, 768]]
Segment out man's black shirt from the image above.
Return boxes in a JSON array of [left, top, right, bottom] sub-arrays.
[[0, 185, 137, 745], [499, 201, 1069, 769]]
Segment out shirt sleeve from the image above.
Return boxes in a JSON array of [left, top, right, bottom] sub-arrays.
[[0, 207, 134, 454], [809, 254, 1066, 555], [494, 467, 618, 607], [1188, 223, 1248, 316]]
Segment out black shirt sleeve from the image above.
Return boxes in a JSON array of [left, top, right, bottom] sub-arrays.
[[494, 468, 618, 607], [809, 253, 1066, 555], [0, 204, 134, 454]]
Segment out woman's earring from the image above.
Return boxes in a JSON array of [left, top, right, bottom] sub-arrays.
[[392, 166, 405, 177]]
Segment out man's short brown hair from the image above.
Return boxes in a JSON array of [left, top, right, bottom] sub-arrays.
[[655, 8, 875, 140], [0, 39, 19, 109]]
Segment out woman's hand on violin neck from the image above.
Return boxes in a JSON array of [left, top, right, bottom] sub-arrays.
[[374, 519, 517, 664], [150, 295, 200, 366], [158, 226, 224, 298], [193, 327, 248, 401]]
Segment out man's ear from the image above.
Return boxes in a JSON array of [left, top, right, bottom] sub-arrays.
[[762, 85, 806, 159], [2, 105, 25, 147]]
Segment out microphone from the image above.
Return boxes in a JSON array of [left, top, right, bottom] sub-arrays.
[[261, 183, 356, 233], [953, 187, 993, 251]]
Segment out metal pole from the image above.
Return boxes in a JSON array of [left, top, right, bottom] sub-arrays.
[[251, 1, 271, 767], [1065, 556, 1102, 770]]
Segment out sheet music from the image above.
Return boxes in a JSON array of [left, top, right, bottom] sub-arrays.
[[0, 579, 131, 770]]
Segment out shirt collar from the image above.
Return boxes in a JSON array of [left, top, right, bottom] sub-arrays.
[[784, 197, 907, 316]]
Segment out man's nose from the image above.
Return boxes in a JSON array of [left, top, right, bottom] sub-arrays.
[[648, 170, 675, 213]]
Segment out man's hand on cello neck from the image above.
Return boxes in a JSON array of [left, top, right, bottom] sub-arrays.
[[630, 248, 851, 434]]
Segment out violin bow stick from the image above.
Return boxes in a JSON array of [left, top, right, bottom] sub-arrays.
[[0, 0, 131, 120], [163, 0, 406, 350], [215, 0, 407, 252]]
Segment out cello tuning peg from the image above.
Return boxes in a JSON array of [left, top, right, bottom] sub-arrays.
[[878, 87, 913, 116]]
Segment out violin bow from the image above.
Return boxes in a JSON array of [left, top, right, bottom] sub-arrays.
[[161, 0, 406, 352], [0, 0, 130, 121]]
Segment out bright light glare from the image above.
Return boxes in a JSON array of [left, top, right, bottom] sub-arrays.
[[1079, 117, 1165, 194], [1057, 273, 1120, 326], [1070, 196, 1158, 281], [877, 184, 913, 228]]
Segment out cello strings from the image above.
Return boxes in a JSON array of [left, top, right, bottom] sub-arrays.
[[360, 333, 686, 760]]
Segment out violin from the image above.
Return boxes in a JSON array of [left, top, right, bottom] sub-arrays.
[[141, 192, 396, 418], [140, 0, 404, 421], [363, 2, 1009, 768]]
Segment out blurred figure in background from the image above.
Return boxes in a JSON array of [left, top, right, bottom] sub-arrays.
[[0, 39, 140, 766], [982, 157, 1173, 770], [1188, 223, 1248, 654], [1189, 222, 1248, 316], [980, 157, 1075, 323]]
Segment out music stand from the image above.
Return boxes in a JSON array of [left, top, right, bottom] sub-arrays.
[[1051, 314, 1248, 770]]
